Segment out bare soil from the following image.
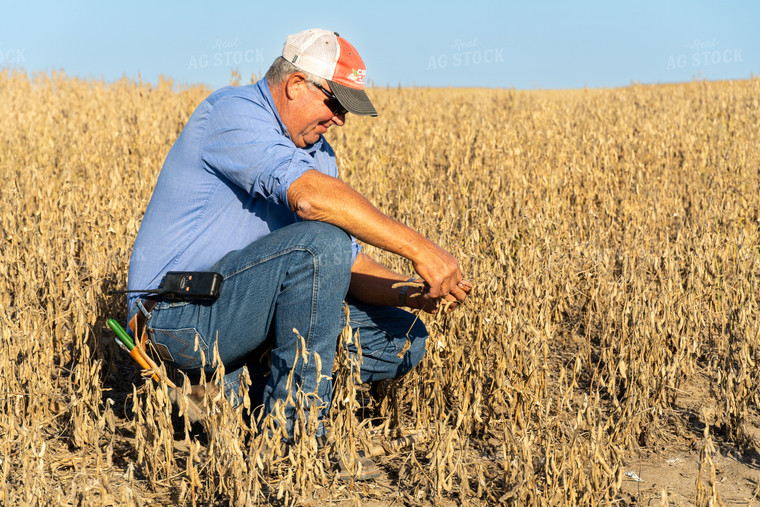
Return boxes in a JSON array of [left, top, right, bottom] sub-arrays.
[[618, 376, 760, 506]]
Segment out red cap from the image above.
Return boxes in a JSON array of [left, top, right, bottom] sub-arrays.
[[282, 29, 377, 116]]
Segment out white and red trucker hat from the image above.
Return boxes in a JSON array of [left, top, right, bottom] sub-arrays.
[[282, 29, 378, 117]]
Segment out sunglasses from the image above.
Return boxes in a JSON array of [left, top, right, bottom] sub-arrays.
[[313, 83, 348, 117]]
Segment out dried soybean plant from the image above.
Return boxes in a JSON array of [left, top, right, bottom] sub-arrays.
[[2, 67, 760, 504]]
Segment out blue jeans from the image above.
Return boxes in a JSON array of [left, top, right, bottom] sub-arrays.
[[130, 221, 427, 435]]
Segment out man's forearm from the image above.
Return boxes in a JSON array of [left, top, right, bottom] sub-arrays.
[[287, 169, 462, 298], [288, 170, 425, 259], [349, 252, 412, 307]]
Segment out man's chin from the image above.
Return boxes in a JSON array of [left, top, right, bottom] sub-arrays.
[[304, 133, 324, 146]]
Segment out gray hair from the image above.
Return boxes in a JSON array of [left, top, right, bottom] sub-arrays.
[[265, 56, 326, 87]]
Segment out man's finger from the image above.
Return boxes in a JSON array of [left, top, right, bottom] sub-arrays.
[[440, 295, 460, 314], [449, 286, 469, 303], [457, 280, 473, 292]]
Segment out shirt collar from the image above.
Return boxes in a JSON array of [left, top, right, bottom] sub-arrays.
[[257, 77, 288, 138], [256, 77, 324, 150]]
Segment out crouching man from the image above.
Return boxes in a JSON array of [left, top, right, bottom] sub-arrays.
[[126, 28, 472, 465]]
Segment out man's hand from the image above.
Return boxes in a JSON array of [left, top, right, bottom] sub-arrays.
[[407, 279, 473, 314], [349, 254, 472, 313], [408, 239, 463, 298]]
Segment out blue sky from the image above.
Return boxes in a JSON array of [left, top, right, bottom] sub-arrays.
[[1, 1, 757, 90]]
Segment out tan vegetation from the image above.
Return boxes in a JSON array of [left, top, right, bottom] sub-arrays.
[[1, 67, 759, 505]]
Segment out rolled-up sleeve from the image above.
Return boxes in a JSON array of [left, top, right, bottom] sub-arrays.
[[199, 89, 361, 265], [201, 96, 314, 207]]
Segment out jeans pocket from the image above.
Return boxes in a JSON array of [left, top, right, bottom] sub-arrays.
[[148, 327, 210, 371]]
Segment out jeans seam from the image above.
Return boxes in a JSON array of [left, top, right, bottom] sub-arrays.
[[222, 245, 318, 280], [298, 250, 318, 396]]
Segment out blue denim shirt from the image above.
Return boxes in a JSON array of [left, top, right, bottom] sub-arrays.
[[126, 78, 359, 311]]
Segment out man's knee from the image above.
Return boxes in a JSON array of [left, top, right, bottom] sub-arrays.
[[293, 221, 353, 273], [294, 221, 351, 254]]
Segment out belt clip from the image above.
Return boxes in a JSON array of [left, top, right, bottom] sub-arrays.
[[137, 299, 154, 320]]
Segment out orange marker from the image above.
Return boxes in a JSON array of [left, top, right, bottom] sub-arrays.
[[107, 319, 160, 382]]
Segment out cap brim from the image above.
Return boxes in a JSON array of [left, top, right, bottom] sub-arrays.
[[329, 81, 378, 117]]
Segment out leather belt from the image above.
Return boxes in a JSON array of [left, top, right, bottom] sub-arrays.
[[128, 298, 159, 349]]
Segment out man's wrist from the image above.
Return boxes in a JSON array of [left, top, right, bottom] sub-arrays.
[[397, 277, 417, 307]]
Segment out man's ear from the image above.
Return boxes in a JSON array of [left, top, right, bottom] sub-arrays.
[[284, 73, 308, 101]]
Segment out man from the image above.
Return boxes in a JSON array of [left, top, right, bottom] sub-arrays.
[[126, 29, 471, 443]]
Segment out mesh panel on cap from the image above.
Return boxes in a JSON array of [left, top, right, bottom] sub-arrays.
[[282, 29, 340, 81]]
